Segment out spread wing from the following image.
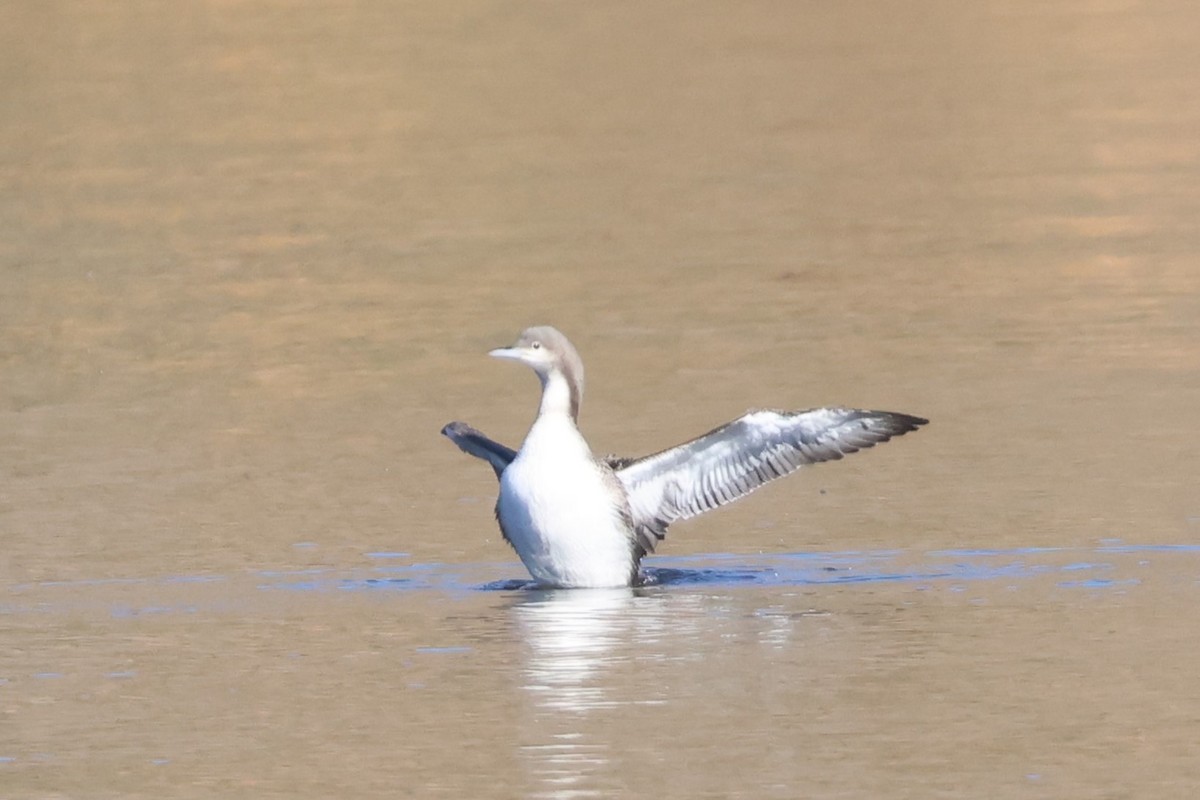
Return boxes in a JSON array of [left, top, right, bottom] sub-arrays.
[[614, 408, 927, 545], [441, 421, 629, 479], [440, 422, 518, 478]]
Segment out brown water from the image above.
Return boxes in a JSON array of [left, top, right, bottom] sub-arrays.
[[3, 1, 1199, 797]]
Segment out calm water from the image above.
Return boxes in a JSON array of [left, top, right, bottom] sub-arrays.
[[3, 1, 1199, 797]]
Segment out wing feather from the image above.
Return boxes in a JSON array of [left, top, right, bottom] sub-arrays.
[[440, 421, 518, 478], [615, 408, 927, 542]]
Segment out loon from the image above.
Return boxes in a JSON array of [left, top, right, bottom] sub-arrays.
[[442, 326, 927, 588]]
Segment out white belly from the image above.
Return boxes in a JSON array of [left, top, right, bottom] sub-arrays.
[[497, 419, 634, 588]]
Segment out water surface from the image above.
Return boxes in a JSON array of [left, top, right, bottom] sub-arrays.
[[2, 1, 1199, 797]]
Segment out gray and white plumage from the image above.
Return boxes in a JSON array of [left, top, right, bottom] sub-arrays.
[[442, 325, 927, 588]]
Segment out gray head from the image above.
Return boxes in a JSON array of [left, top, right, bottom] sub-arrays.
[[489, 326, 585, 420]]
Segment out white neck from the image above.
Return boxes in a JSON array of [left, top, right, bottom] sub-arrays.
[[537, 369, 578, 421]]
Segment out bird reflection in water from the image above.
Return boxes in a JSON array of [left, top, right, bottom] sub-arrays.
[[511, 588, 676, 799]]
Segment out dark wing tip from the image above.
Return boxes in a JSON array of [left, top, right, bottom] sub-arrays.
[[441, 421, 517, 478], [441, 420, 476, 439], [845, 410, 929, 441], [796, 409, 928, 461], [879, 412, 929, 434], [832, 409, 926, 430]]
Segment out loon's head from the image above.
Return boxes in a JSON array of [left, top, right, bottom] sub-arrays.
[[490, 326, 585, 420]]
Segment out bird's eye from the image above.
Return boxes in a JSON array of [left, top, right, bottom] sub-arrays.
[[531, 341, 542, 349]]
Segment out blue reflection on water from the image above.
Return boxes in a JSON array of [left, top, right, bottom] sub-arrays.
[[6, 542, 1196, 615], [246, 542, 1193, 593], [1058, 578, 1140, 589]]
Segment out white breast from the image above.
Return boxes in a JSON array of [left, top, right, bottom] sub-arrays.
[[497, 415, 635, 588]]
